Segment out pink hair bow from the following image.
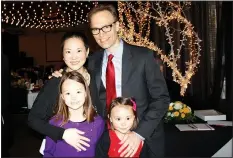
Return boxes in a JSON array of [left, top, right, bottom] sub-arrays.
[[130, 99, 137, 111]]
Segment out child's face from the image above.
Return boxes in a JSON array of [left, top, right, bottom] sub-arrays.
[[110, 105, 135, 134], [61, 79, 86, 111]]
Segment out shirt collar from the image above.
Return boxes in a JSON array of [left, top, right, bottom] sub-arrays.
[[104, 39, 123, 59]]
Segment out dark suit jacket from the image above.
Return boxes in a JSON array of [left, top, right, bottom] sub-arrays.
[[88, 41, 170, 156]]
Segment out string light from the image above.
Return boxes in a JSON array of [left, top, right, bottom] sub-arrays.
[[118, 1, 201, 96], [1, 1, 98, 30]]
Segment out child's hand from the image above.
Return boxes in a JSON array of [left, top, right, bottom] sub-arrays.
[[62, 128, 90, 151], [48, 69, 63, 79], [118, 132, 142, 157]]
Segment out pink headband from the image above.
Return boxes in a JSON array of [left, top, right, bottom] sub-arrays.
[[130, 99, 137, 111]]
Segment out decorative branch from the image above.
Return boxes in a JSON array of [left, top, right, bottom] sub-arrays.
[[118, 1, 201, 96]]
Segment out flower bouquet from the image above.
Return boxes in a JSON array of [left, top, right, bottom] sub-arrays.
[[164, 101, 195, 123]]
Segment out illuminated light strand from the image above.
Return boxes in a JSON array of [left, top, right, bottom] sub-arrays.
[[1, 1, 98, 30], [118, 1, 201, 96]]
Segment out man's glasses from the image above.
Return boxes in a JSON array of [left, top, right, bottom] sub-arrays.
[[91, 21, 117, 35]]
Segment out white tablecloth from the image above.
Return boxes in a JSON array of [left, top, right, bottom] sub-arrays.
[[212, 138, 232, 157], [39, 139, 46, 155], [27, 91, 39, 109]]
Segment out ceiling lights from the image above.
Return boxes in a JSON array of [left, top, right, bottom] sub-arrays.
[[1, 1, 98, 30]]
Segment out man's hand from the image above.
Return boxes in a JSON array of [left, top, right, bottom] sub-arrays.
[[118, 132, 142, 157], [62, 128, 90, 151], [48, 69, 63, 79]]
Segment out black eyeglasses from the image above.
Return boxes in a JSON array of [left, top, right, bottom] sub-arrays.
[[91, 21, 117, 35]]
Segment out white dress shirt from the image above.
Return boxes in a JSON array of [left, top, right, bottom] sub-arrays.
[[101, 40, 123, 97], [101, 40, 145, 140]]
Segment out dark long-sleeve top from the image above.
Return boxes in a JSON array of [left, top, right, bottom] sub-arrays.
[[28, 69, 102, 141], [28, 77, 64, 141]]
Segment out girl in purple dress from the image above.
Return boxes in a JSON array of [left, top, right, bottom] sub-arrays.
[[43, 71, 104, 157]]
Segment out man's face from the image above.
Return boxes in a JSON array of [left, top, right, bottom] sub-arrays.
[[90, 10, 119, 50]]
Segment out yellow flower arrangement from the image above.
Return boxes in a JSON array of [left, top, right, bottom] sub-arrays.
[[164, 101, 195, 123]]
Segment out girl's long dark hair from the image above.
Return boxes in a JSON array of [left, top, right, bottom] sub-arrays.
[[53, 71, 96, 126]]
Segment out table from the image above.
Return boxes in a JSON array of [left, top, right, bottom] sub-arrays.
[[27, 91, 39, 109], [212, 138, 232, 157], [164, 123, 232, 157]]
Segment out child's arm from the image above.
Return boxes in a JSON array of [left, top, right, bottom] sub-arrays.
[[43, 136, 56, 157], [28, 78, 65, 141]]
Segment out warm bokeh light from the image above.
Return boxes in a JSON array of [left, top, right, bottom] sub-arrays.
[[118, 1, 201, 96], [1, 1, 98, 30]]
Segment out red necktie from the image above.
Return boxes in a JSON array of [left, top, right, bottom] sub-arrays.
[[106, 54, 116, 110]]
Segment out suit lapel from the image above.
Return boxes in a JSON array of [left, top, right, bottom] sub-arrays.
[[122, 42, 133, 87], [95, 51, 104, 92], [95, 42, 133, 94]]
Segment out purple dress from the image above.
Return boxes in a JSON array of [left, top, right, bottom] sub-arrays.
[[43, 116, 104, 157]]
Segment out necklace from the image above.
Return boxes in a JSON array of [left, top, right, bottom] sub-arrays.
[[81, 68, 90, 86], [67, 67, 90, 85]]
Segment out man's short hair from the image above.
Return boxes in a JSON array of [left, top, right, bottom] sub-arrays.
[[88, 4, 118, 25]]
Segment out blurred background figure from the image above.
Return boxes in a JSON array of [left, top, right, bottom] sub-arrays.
[[2, 53, 14, 157]]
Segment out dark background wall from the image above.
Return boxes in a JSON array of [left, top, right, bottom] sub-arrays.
[[2, 31, 19, 70]]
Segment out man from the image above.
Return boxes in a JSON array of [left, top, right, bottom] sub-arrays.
[[88, 4, 170, 157]]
